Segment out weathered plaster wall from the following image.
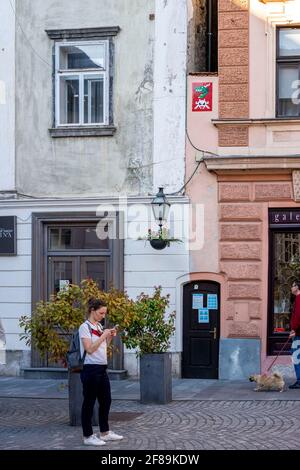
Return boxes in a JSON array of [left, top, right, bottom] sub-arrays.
[[0, 0, 16, 192], [15, 0, 155, 197], [153, 0, 187, 194], [187, 0, 207, 73]]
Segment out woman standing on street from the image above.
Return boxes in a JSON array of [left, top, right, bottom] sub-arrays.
[[79, 298, 123, 446]]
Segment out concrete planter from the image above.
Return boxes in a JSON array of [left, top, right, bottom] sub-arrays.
[[68, 371, 99, 426], [140, 353, 172, 404], [68, 368, 127, 425]]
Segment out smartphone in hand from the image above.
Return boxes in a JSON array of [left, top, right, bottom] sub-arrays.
[[110, 325, 118, 337]]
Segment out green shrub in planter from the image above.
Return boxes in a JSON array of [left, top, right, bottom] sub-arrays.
[[121, 286, 175, 356], [19, 279, 137, 424], [120, 286, 175, 404], [19, 278, 136, 365]]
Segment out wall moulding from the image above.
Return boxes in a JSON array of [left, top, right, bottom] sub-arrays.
[[259, 0, 289, 3], [204, 156, 300, 172]]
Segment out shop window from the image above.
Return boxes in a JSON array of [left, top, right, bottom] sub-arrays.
[[272, 232, 300, 333], [268, 209, 300, 354]]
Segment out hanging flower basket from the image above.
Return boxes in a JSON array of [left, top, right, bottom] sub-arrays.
[[150, 239, 168, 250], [138, 228, 182, 251]]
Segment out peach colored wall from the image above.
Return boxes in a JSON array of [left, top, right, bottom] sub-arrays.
[[186, 150, 297, 366], [186, 76, 219, 275], [185, 4, 300, 372], [218, 0, 249, 147], [248, 0, 300, 156], [250, 0, 300, 119], [187, 75, 219, 157], [215, 0, 300, 156], [218, 176, 297, 367], [249, 0, 266, 119], [219, 0, 249, 120], [188, 272, 228, 342]]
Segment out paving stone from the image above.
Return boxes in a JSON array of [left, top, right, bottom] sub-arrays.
[[1, 398, 300, 450]]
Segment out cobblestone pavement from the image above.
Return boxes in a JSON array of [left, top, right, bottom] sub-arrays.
[[1, 398, 300, 450]]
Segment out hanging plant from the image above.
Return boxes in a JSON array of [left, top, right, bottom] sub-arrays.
[[138, 228, 182, 250]]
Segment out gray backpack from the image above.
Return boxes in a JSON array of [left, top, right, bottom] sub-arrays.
[[66, 322, 92, 372]]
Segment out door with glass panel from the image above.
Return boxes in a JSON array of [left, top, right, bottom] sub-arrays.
[[47, 256, 109, 367], [48, 257, 77, 297], [80, 257, 108, 291], [34, 224, 111, 367], [48, 256, 109, 296], [46, 257, 77, 368]]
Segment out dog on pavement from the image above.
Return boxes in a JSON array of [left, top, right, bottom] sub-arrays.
[[249, 372, 285, 392]]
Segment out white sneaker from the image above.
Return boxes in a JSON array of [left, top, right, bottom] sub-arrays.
[[100, 431, 123, 441], [83, 434, 106, 446]]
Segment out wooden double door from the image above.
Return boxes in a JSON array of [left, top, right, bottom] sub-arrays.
[[38, 256, 110, 368], [48, 256, 109, 296], [31, 215, 124, 369]]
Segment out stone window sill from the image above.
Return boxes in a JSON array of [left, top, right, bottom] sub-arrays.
[[49, 126, 117, 138]]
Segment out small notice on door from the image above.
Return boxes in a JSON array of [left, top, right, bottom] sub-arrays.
[[59, 280, 70, 291], [207, 294, 218, 310], [192, 293, 203, 310], [198, 308, 209, 323]]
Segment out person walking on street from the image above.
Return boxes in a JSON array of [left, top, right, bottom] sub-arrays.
[[289, 281, 300, 389], [79, 298, 123, 446]]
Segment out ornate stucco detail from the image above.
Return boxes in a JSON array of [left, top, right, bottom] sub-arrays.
[[292, 171, 300, 202]]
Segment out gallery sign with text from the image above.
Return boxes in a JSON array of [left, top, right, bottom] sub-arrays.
[[0, 216, 17, 255], [269, 210, 300, 226]]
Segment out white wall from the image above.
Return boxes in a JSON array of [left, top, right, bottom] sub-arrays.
[[0, 212, 31, 351], [124, 201, 189, 376], [0, 0, 16, 191], [153, 0, 187, 193], [0, 198, 189, 372]]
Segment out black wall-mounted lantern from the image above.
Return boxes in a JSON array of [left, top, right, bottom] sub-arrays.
[[150, 187, 171, 250], [151, 187, 171, 233]]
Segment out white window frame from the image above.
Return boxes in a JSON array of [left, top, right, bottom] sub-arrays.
[[55, 40, 109, 127]]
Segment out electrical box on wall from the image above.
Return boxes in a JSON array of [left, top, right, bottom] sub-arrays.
[[195, 151, 204, 162]]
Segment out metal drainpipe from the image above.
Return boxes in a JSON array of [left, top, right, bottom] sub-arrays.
[[207, 0, 213, 72]]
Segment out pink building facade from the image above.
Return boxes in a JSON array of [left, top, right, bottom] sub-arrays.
[[184, 0, 300, 379]]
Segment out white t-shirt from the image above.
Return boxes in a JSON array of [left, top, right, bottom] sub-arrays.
[[79, 320, 107, 365]]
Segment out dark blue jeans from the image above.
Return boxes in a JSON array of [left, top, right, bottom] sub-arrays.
[[291, 336, 300, 382], [80, 364, 111, 437]]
